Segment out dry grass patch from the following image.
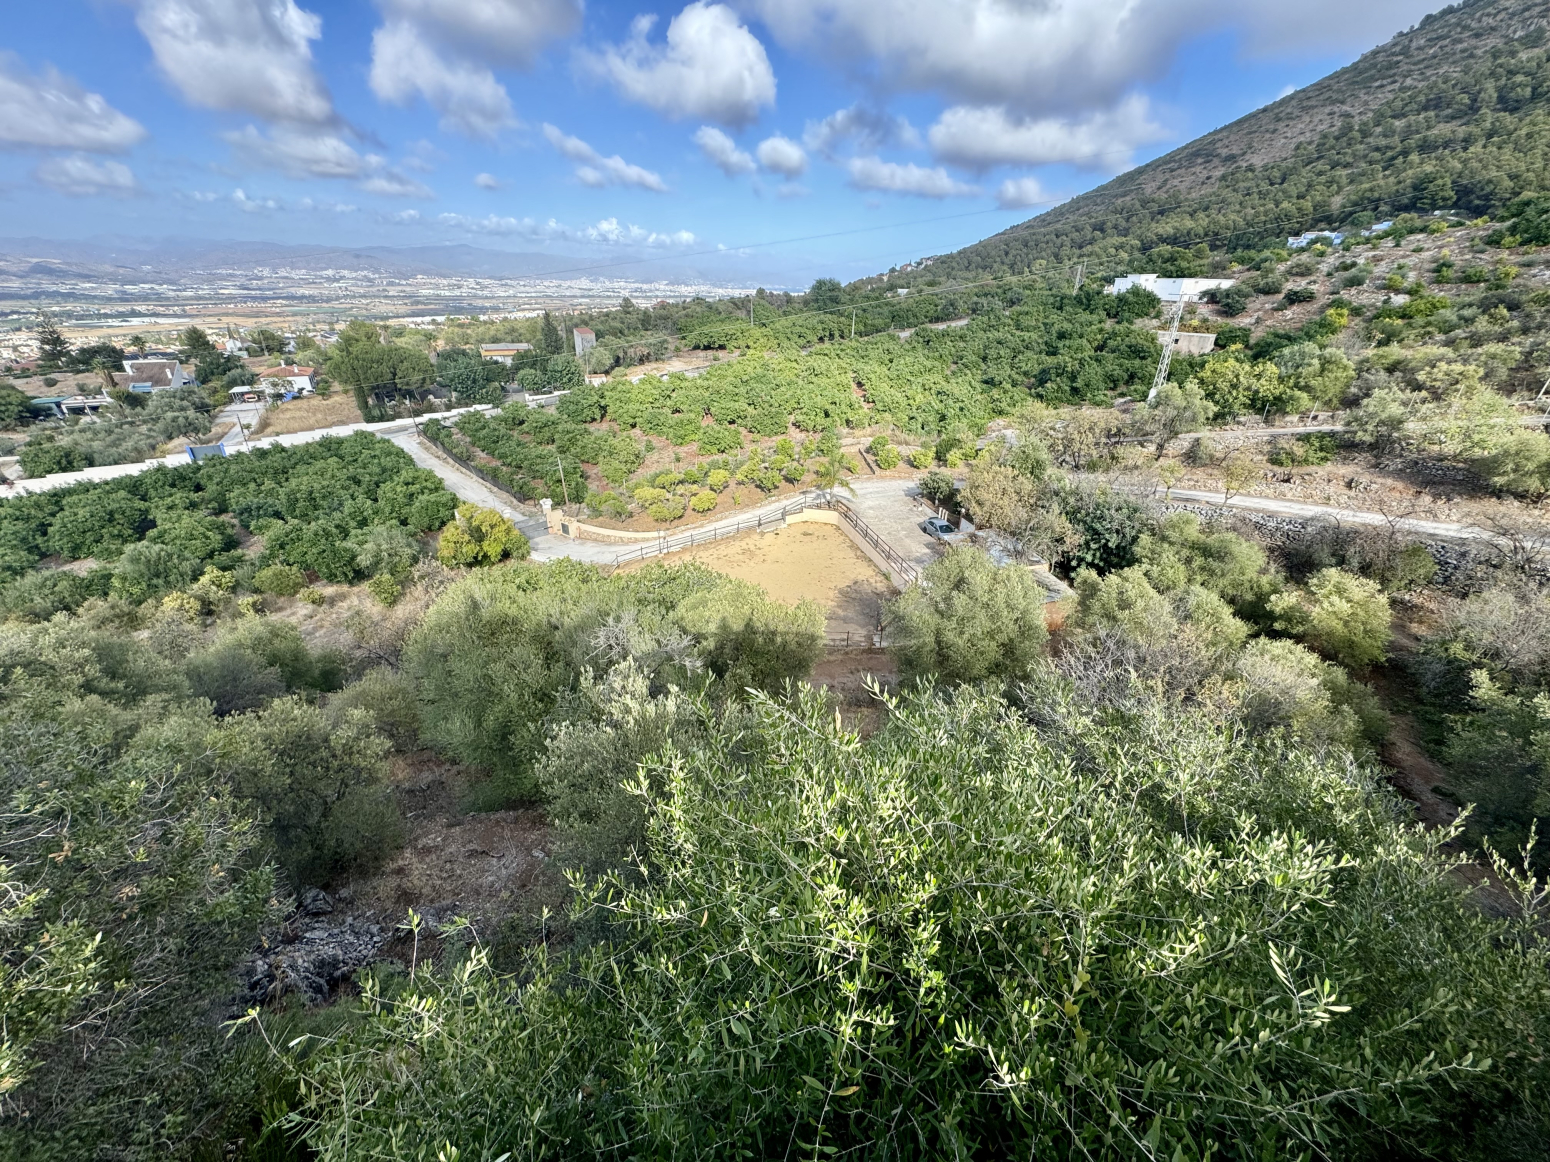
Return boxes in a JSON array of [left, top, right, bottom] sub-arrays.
[[250, 392, 363, 437]]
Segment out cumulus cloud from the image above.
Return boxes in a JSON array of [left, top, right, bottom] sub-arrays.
[[385, 209, 423, 223], [377, 0, 580, 67], [928, 96, 1166, 170], [360, 170, 436, 198], [995, 176, 1047, 209], [369, 23, 515, 139], [224, 125, 371, 179], [802, 104, 917, 158], [298, 197, 358, 212], [438, 212, 698, 248], [583, 3, 775, 128], [543, 124, 668, 192], [755, 135, 807, 178], [0, 55, 147, 153], [232, 188, 280, 213], [743, 0, 1440, 113], [34, 155, 138, 196], [694, 126, 755, 176], [223, 125, 432, 197], [134, 0, 336, 125], [474, 172, 503, 189], [846, 156, 978, 198]]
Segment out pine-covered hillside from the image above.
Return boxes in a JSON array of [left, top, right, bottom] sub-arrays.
[[874, 0, 1550, 287]]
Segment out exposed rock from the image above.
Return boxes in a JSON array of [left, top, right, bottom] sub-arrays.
[[299, 887, 334, 916], [239, 914, 386, 1007]]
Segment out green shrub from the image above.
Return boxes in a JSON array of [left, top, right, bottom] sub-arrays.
[[647, 497, 686, 522], [214, 696, 400, 886], [292, 682, 1550, 1160], [888, 547, 1048, 683], [705, 468, 731, 491], [365, 572, 400, 605], [436, 504, 529, 568], [326, 666, 421, 753], [875, 443, 902, 469], [109, 541, 200, 604], [907, 446, 933, 469], [689, 490, 717, 513], [252, 563, 306, 597], [1270, 568, 1391, 669]]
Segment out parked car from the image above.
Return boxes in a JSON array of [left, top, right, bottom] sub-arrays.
[[922, 516, 966, 544]]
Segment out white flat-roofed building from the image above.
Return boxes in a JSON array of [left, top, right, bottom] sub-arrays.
[[1106, 274, 1236, 302]]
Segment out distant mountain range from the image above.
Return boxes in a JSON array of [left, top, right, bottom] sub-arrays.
[[0, 237, 776, 290], [878, 0, 1550, 287]]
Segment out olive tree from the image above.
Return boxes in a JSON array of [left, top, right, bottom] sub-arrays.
[[888, 547, 1048, 683]]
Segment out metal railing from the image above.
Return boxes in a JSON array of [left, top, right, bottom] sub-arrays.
[[827, 495, 921, 585], [611, 489, 922, 586], [610, 492, 823, 566]]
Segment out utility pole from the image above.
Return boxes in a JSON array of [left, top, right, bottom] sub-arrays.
[[1147, 294, 1191, 403], [1072, 262, 1085, 292], [850, 307, 856, 341]]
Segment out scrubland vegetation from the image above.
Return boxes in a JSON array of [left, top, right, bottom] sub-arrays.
[[8, 6, 1550, 1158]]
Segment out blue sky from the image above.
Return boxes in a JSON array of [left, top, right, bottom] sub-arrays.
[[0, 0, 1447, 286]]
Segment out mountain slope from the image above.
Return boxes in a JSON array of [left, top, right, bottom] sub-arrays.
[[881, 0, 1550, 287]]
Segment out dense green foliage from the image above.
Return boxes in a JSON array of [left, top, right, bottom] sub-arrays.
[[0, 434, 456, 610], [0, 605, 404, 1157], [289, 679, 1550, 1160], [406, 559, 824, 804]]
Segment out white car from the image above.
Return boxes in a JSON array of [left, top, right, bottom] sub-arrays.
[[922, 516, 965, 544]]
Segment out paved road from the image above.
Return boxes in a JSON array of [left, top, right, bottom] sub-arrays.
[[1157, 487, 1510, 545]]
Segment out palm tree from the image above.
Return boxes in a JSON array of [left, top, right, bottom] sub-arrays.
[[811, 455, 856, 499]]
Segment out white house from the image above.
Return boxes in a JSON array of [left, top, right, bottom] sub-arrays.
[[1288, 230, 1344, 249], [221, 337, 245, 355], [572, 327, 596, 357], [1107, 274, 1236, 302], [1361, 220, 1395, 237], [480, 342, 533, 364], [229, 365, 316, 402]]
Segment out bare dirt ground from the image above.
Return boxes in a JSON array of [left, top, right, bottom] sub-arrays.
[[334, 752, 568, 964], [250, 392, 362, 437], [630, 522, 895, 637]]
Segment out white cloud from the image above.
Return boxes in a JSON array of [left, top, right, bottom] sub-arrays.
[[188, 190, 221, 202], [367, 0, 579, 137], [742, 0, 1441, 112], [134, 0, 336, 125], [224, 125, 433, 197], [376, 0, 581, 67], [360, 171, 436, 198], [583, 3, 775, 128], [232, 188, 280, 213], [474, 172, 503, 189], [34, 155, 138, 196], [756, 135, 807, 177], [802, 104, 916, 158], [542, 124, 668, 192], [846, 156, 979, 198], [0, 55, 147, 153], [299, 197, 358, 212], [369, 22, 515, 139], [437, 212, 697, 248], [385, 209, 422, 223], [694, 126, 754, 176], [995, 176, 1046, 209], [927, 96, 1165, 170], [224, 125, 372, 179]]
